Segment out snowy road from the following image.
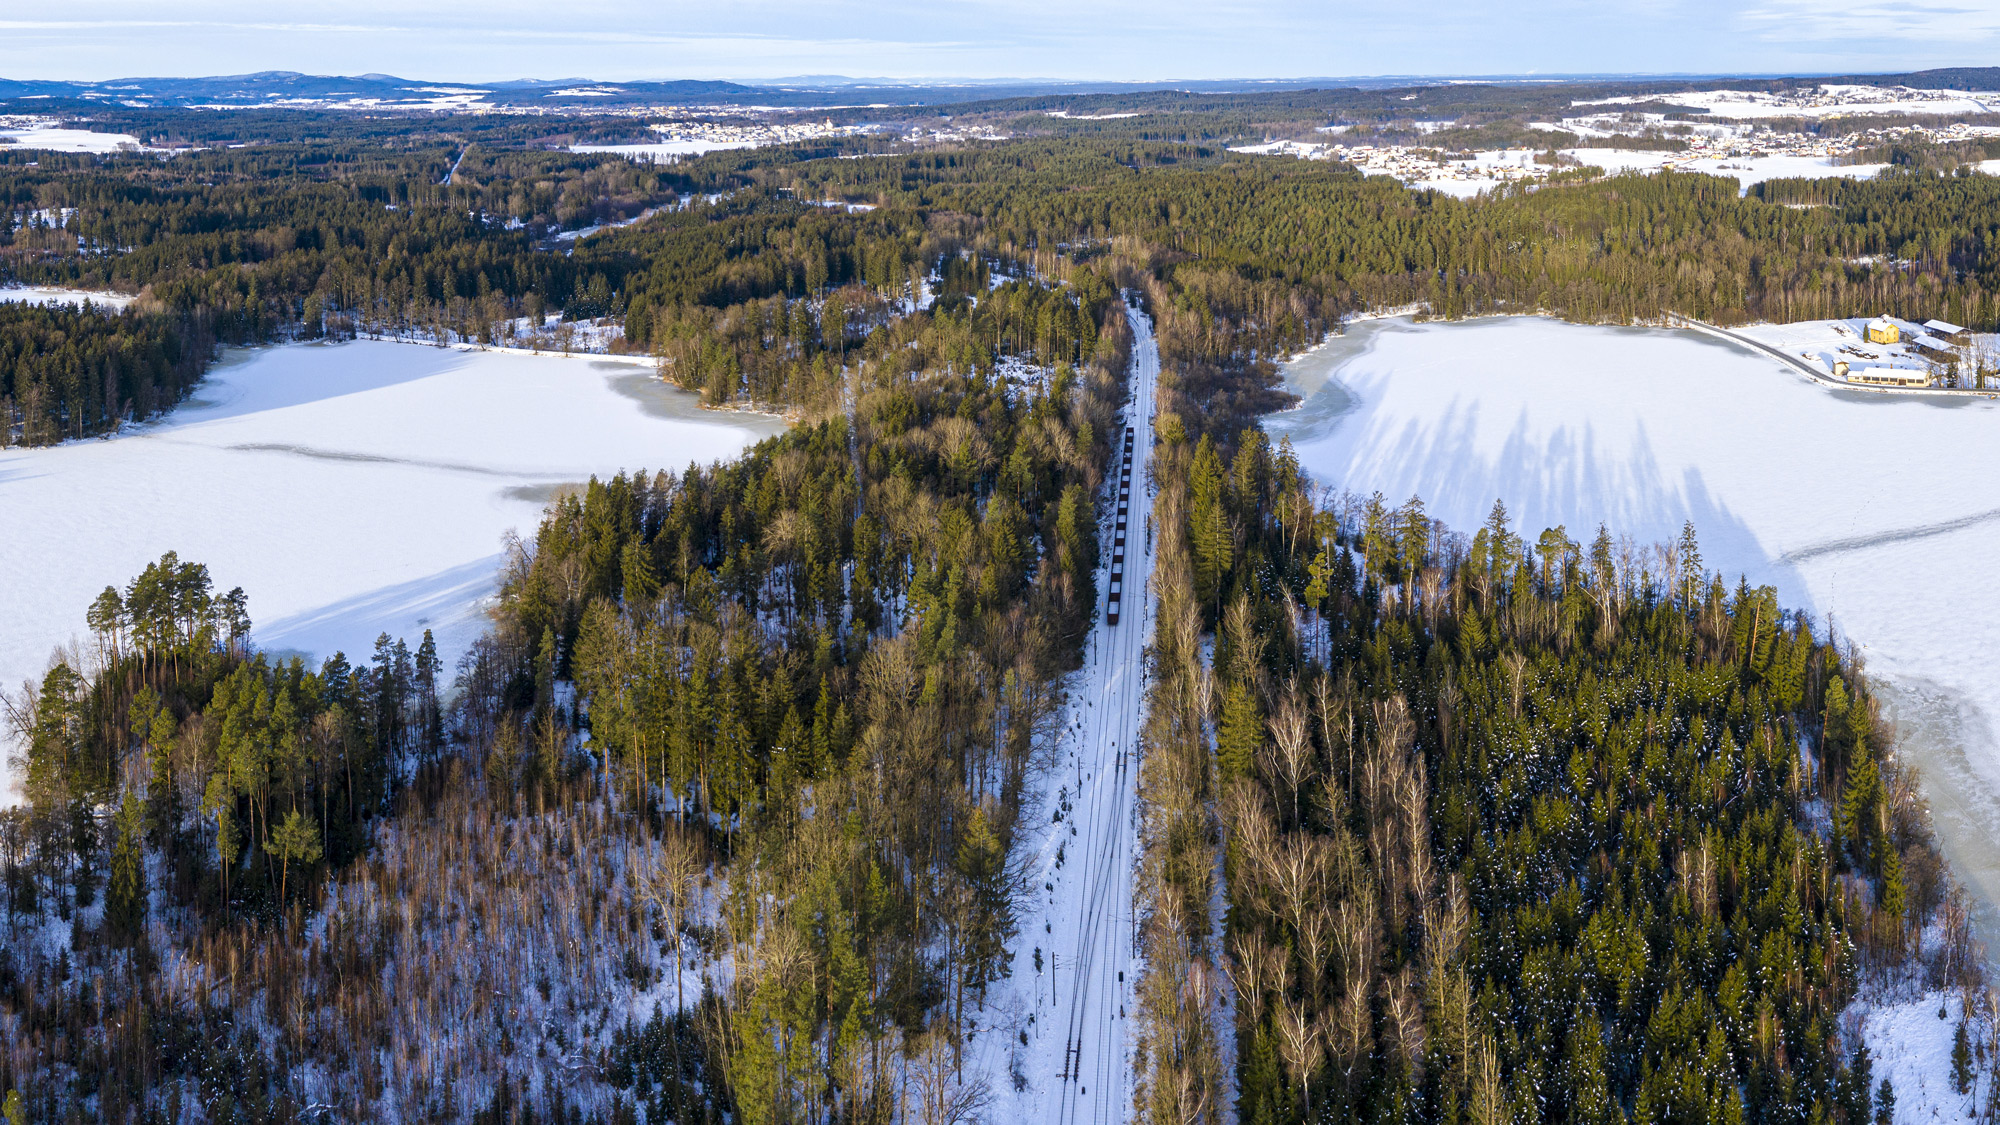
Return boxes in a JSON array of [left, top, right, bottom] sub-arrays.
[[985, 296, 1158, 1123]]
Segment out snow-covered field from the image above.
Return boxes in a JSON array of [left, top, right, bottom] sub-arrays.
[[571, 119, 875, 163], [0, 285, 137, 310], [0, 125, 147, 153], [1847, 987, 1989, 1123], [1228, 140, 1895, 198], [1579, 84, 2000, 120], [0, 341, 783, 796], [1562, 148, 1890, 192], [1270, 314, 2000, 1121]]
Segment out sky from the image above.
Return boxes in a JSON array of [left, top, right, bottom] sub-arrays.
[[0, 0, 1998, 84]]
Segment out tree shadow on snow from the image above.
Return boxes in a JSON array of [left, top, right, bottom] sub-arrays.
[[168, 341, 475, 429], [1277, 360, 1809, 617], [255, 553, 505, 667]]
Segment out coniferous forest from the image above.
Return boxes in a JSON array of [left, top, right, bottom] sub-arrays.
[[1134, 428, 1969, 1125], [1, 97, 1995, 1122]]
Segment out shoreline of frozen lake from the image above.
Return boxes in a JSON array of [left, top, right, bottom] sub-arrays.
[[0, 285, 138, 311], [0, 340, 786, 798], [1270, 314, 2000, 972]]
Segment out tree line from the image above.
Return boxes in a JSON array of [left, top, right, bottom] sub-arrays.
[[0, 300, 211, 444], [14, 128, 2000, 443]]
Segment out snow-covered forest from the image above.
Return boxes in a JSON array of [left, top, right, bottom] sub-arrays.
[[7, 87, 2000, 1122]]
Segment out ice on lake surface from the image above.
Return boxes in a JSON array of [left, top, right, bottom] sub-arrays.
[[0, 126, 146, 153], [0, 285, 137, 310], [1271, 314, 2000, 961], [0, 340, 784, 794]]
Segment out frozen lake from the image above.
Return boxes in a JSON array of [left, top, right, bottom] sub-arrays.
[[0, 285, 138, 311], [0, 341, 784, 794], [0, 126, 146, 153], [1270, 315, 2000, 961]]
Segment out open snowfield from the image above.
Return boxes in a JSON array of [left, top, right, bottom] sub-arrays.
[[0, 285, 137, 310], [1230, 137, 1914, 197], [0, 341, 783, 796], [1270, 315, 2000, 1121], [0, 125, 147, 153], [1563, 148, 1891, 192], [1579, 85, 2000, 120]]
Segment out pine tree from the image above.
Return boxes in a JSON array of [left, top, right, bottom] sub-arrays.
[[955, 804, 1013, 1002], [1361, 492, 1392, 583], [265, 808, 323, 907]]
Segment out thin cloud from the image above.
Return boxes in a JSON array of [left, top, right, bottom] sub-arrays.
[[0, 19, 410, 33], [1738, 0, 2000, 40], [3, 1, 1999, 83]]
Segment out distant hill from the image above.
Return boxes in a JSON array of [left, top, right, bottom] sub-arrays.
[[1838, 66, 2000, 91], [4, 67, 1998, 116]]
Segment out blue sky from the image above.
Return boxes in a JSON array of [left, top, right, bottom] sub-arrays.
[[2, 0, 1997, 83]]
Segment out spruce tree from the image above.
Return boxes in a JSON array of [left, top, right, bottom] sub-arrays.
[[104, 793, 147, 945], [622, 541, 661, 607], [1678, 520, 1704, 608], [1217, 679, 1263, 780], [1189, 435, 1230, 614], [1838, 743, 1880, 858], [1954, 1019, 1973, 1096]]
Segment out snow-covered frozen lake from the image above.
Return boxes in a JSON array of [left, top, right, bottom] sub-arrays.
[[0, 126, 147, 153], [1270, 315, 2000, 967], [0, 285, 138, 311], [0, 341, 784, 794]]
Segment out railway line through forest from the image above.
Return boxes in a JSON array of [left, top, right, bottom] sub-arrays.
[[1048, 295, 1157, 1125]]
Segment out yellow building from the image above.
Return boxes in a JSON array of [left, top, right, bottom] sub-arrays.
[[1865, 317, 1900, 344]]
